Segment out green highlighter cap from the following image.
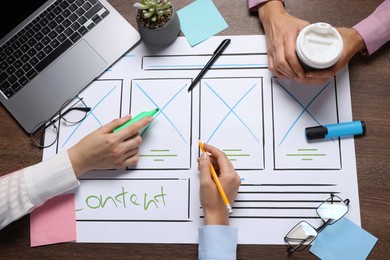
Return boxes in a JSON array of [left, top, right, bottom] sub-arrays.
[[113, 108, 159, 133]]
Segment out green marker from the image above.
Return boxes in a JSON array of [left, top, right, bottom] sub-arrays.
[[113, 108, 159, 133]]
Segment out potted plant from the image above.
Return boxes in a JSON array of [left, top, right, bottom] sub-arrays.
[[133, 0, 181, 47]]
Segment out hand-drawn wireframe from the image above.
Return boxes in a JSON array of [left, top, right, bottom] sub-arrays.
[[272, 77, 342, 170], [231, 182, 339, 218], [129, 78, 192, 170], [56, 79, 123, 151], [38, 35, 360, 245], [200, 77, 264, 170]]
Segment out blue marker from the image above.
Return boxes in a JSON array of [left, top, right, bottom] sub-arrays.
[[305, 120, 366, 140]]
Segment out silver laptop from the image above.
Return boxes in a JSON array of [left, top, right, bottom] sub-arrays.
[[0, 0, 140, 133]]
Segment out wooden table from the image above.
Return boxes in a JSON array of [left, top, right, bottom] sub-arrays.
[[1, 0, 389, 259]]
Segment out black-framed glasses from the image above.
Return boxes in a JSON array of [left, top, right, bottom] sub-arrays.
[[284, 194, 350, 254], [30, 97, 91, 148]]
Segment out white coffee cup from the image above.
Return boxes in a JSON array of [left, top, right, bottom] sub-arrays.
[[296, 22, 343, 70]]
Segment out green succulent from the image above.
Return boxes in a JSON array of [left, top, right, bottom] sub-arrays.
[[134, 0, 172, 23]]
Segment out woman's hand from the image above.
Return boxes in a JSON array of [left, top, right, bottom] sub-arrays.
[[68, 115, 153, 177], [259, 1, 310, 80], [303, 27, 366, 83], [198, 143, 241, 225]]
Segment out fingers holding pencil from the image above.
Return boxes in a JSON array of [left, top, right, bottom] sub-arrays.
[[198, 142, 241, 225]]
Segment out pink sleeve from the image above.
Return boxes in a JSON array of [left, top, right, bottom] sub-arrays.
[[248, 0, 285, 12], [353, 0, 390, 55]]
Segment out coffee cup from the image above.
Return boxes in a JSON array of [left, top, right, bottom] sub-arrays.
[[296, 22, 343, 70]]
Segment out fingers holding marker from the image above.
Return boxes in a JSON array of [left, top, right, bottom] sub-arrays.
[[113, 108, 159, 133]]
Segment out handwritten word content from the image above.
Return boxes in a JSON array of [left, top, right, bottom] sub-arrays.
[[80, 186, 167, 211], [75, 179, 190, 220]]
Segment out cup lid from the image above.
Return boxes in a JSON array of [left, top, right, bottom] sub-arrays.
[[296, 23, 343, 69]]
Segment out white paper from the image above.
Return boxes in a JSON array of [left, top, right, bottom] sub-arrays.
[[42, 35, 360, 244]]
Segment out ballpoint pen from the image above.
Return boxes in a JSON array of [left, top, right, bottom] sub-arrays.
[[199, 140, 233, 214], [187, 39, 231, 92]]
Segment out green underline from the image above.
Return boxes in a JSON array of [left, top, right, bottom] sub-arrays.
[[140, 154, 177, 157], [287, 154, 326, 156]]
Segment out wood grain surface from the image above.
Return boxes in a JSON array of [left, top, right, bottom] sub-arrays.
[[1, 1, 389, 259]]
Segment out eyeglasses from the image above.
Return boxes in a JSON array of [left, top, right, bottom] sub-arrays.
[[30, 97, 91, 148], [284, 194, 350, 254]]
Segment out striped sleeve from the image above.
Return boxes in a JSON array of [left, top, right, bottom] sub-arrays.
[[0, 150, 79, 230], [0, 169, 34, 229]]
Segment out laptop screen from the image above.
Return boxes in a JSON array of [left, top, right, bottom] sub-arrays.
[[0, 0, 48, 39]]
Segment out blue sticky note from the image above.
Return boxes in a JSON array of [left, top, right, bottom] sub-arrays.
[[177, 0, 228, 46], [310, 217, 378, 260]]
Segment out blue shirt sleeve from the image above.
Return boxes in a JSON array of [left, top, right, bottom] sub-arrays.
[[198, 225, 238, 260]]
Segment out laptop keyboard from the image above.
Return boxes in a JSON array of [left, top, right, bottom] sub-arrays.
[[0, 0, 109, 99]]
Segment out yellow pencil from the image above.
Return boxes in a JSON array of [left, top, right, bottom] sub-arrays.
[[199, 141, 233, 214]]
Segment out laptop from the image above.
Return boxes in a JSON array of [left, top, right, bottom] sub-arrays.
[[0, 0, 140, 133]]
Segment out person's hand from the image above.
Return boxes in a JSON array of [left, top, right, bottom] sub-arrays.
[[302, 27, 366, 84], [198, 143, 241, 225], [258, 1, 309, 80], [68, 114, 153, 177]]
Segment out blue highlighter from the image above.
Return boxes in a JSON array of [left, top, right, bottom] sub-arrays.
[[305, 120, 366, 140]]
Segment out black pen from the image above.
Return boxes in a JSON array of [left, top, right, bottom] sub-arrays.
[[187, 38, 231, 92]]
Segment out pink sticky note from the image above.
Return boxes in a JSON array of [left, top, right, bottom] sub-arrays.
[[30, 194, 76, 247]]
